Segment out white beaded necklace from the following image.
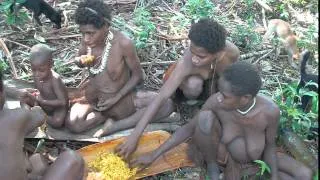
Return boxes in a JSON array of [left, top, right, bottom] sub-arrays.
[[89, 31, 114, 75], [236, 97, 256, 115]]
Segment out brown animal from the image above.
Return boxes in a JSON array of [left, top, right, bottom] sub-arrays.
[[263, 19, 300, 68]]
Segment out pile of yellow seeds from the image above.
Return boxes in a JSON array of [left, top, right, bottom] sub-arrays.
[[88, 152, 137, 180]]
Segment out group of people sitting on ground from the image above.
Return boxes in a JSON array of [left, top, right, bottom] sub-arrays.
[[0, 0, 313, 179]]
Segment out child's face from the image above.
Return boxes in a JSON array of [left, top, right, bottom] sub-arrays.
[[190, 42, 215, 67], [79, 24, 108, 48], [31, 59, 52, 82]]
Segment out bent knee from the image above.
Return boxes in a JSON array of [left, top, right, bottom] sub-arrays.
[[59, 150, 84, 171], [182, 76, 204, 99], [295, 166, 312, 180], [48, 116, 65, 129], [197, 111, 215, 135]]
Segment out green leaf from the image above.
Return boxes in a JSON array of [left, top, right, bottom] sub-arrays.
[[254, 160, 271, 176]]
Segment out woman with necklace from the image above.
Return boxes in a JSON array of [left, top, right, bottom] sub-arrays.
[[66, 0, 174, 134], [116, 19, 240, 160], [132, 62, 312, 180]]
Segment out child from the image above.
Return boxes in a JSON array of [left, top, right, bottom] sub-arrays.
[[0, 71, 84, 180], [21, 43, 68, 128]]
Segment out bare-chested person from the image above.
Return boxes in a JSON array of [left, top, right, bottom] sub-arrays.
[[131, 62, 312, 180], [0, 71, 84, 180], [20, 44, 69, 128], [116, 18, 240, 159], [66, 0, 174, 135]]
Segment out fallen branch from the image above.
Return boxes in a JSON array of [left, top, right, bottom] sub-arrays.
[[45, 34, 81, 40], [239, 49, 272, 60], [253, 48, 275, 64], [3, 38, 31, 49], [0, 38, 18, 79], [141, 60, 176, 66], [255, 0, 273, 12]]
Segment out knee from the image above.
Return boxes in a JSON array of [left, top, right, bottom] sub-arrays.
[[161, 98, 175, 115], [197, 110, 215, 135], [48, 117, 65, 129], [59, 150, 84, 170], [182, 76, 204, 99], [295, 166, 312, 180]]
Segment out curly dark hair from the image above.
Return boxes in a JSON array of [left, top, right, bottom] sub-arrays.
[[188, 18, 226, 54], [222, 62, 262, 97], [75, 0, 112, 29]]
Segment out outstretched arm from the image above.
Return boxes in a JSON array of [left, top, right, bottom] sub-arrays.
[[116, 52, 191, 159], [130, 117, 197, 169], [263, 106, 280, 180]]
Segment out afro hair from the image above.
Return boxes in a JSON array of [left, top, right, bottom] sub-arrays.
[[75, 0, 112, 29], [188, 18, 226, 54], [222, 61, 262, 97]]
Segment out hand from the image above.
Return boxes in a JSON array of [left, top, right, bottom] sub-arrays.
[[75, 55, 95, 67], [94, 94, 121, 112], [115, 135, 139, 160], [129, 152, 156, 170], [35, 93, 44, 104], [19, 88, 39, 106]]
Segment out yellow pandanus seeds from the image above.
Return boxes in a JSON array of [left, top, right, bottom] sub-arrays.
[[88, 152, 137, 180]]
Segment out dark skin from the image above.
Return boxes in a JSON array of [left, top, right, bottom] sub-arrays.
[[116, 40, 240, 160], [132, 76, 312, 180], [67, 24, 174, 134], [0, 85, 84, 180], [21, 56, 69, 128]]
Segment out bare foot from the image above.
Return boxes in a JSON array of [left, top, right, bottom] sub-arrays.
[[93, 118, 114, 138]]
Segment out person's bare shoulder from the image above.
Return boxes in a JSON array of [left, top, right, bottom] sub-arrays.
[[116, 30, 134, 49], [201, 93, 220, 111], [51, 70, 67, 92], [0, 108, 29, 124], [258, 95, 280, 124], [225, 40, 240, 62]]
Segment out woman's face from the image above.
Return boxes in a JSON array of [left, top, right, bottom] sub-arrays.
[[190, 42, 216, 67], [79, 24, 108, 48], [216, 76, 242, 110]]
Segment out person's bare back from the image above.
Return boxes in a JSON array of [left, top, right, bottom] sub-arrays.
[[0, 108, 45, 180]]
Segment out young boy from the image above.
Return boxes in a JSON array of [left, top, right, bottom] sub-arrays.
[[0, 71, 84, 180], [117, 18, 240, 160], [20, 43, 69, 128], [132, 62, 312, 180]]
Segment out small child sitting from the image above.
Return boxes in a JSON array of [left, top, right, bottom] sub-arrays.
[[20, 43, 68, 128]]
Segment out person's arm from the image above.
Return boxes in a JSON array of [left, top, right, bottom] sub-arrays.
[[263, 105, 280, 180], [114, 38, 143, 101], [37, 77, 68, 108], [117, 50, 191, 159], [130, 117, 197, 168], [117, 52, 191, 159], [11, 106, 46, 135]]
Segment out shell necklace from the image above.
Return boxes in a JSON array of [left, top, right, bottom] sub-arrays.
[[236, 97, 256, 115], [89, 31, 114, 75]]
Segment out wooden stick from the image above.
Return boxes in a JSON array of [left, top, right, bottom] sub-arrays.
[[253, 48, 275, 64], [3, 38, 31, 49], [141, 60, 176, 66], [255, 0, 273, 12], [0, 38, 18, 79], [239, 49, 272, 60], [45, 34, 81, 40]]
